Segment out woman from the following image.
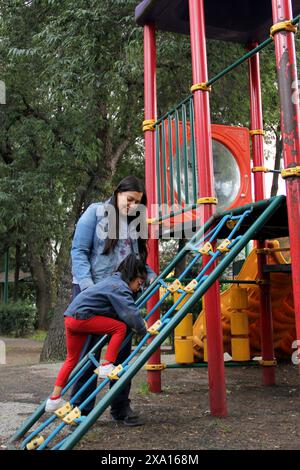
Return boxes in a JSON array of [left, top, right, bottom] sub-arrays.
[[70, 175, 156, 426]]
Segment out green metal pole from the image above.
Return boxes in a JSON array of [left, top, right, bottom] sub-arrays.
[[174, 110, 182, 206], [189, 97, 198, 203], [167, 115, 175, 207], [3, 249, 9, 304], [161, 121, 168, 209], [60, 196, 284, 450], [181, 104, 190, 204]]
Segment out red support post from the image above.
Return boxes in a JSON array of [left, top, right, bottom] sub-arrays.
[[271, 0, 300, 372], [144, 24, 161, 392], [248, 45, 276, 385], [189, 0, 227, 416]]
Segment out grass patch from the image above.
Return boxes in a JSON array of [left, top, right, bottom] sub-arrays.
[[27, 330, 47, 342], [137, 382, 150, 396]]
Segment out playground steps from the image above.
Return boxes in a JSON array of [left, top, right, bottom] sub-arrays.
[[9, 195, 287, 450]]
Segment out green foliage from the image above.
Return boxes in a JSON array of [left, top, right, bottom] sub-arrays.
[[0, 301, 37, 337]]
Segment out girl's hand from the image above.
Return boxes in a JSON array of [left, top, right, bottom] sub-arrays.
[[144, 319, 148, 329]]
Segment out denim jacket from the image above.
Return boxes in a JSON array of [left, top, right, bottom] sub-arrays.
[[71, 198, 156, 291], [64, 272, 147, 336]]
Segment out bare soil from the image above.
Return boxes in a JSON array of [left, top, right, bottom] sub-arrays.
[[0, 336, 300, 450]]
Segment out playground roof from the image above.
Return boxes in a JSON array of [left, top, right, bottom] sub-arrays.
[[135, 0, 300, 43]]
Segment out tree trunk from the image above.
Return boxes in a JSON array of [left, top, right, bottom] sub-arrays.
[[271, 131, 282, 197], [40, 197, 82, 361], [40, 254, 71, 362], [27, 243, 53, 329]]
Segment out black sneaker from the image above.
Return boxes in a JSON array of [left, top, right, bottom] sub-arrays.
[[110, 406, 144, 427]]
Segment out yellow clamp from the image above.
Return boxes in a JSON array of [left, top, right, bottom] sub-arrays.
[[142, 119, 156, 132], [108, 364, 123, 381], [55, 401, 73, 419], [281, 166, 300, 179], [147, 218, 162, 225], [216, 239, 232, 253], [144, 363, 167, 371], [167, 279, 182, 293], [63, 407, 81, 425], [183, 279, 198, 293], [249, 129, 265, 136], [147, 319, 162, 335], [226, 219, 237, 229], [270, 20, 297, 38], [199, 241, 213, 255], [197, 197, 218, 204], [26, 436, 45, 450], [252, 166, 269, 173], [191, 82, 212, 93], [259, 359, 277, 366]]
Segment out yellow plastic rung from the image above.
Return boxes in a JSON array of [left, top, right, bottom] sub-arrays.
[[281, 166, 300, 179], [26, 435, 44, 450], [183, 279, 198, 293], [199, 241, 213, 255], [107, 364, 123, 381], [147, 319, 162, 335], [167, 279, 182, 293], [216, 239, 231, 253], [63, 407, 81, 425], [54, 401, 73, 418]]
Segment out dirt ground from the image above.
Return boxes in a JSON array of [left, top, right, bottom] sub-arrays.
[[0, 336, 300, 450]]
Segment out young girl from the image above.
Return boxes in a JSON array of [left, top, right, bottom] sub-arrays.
[[45, 254, 148, 412]]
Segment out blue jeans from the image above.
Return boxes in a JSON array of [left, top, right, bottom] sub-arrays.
[[70, 284, 132, 416]]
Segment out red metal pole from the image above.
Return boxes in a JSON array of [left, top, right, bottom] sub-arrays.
[[189, 0, 227, 417], [144, 24, 161, 392], [271, 0, 300, 372], [248, 45, 276, 385]]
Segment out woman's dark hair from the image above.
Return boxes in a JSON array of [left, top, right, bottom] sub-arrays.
[[117, 253, 147, 284], [102, 175, 148, 262]]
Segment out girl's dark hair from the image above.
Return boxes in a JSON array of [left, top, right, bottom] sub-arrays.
[[117, 253, 147, 284], [102, 175, 148, 262]]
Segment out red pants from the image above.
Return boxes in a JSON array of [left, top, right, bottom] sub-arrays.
[[55, 315, 127, 388]]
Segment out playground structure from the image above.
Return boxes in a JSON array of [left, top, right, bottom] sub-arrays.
[[10, 0, 300, 450], [193, 240, 295, 362]]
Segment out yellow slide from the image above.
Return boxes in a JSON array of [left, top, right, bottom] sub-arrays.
[[193, 240, 296, 361]]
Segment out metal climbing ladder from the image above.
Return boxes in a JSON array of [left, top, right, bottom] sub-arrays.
[[9, 195, 286, 450]]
